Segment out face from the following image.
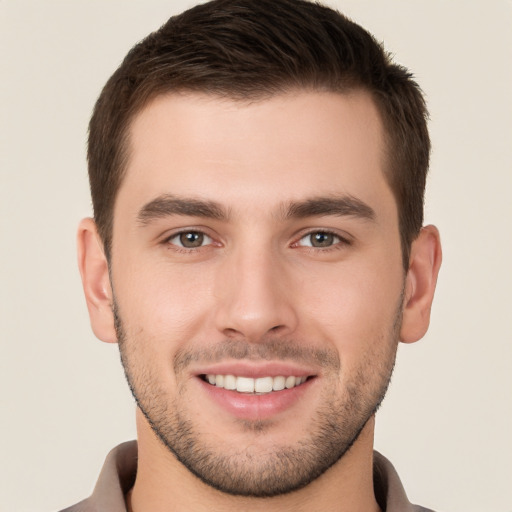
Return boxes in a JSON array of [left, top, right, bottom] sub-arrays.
[[110, 91, 405, 496]]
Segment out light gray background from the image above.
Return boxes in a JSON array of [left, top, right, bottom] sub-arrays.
[[1, 1, 511, 511]]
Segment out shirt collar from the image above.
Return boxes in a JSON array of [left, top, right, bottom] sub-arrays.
[[71, 441, 431, 512]]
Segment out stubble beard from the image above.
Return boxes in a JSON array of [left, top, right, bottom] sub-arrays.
[[114, 300, 401, 498]]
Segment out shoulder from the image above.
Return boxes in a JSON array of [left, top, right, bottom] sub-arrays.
[[57, 441, 137, 512], [373, 451, 437, 512]]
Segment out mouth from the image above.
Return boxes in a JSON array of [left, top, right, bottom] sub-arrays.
[[194, 363, 319, 420], [200, 374, 311, 395]]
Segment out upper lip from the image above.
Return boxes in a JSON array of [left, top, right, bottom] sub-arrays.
[[192, 361, 318, 379]]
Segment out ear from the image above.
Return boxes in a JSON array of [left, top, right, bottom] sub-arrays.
[[400, 225, 442, 344], [77, 218, 117, 343]]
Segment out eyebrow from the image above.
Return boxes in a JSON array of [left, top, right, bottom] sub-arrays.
[[137, 195, 229, 225], [137, 193, 376, 226], [284, 195, 376, 222]]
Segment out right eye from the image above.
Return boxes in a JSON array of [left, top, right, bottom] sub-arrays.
[[297, 231, 341, 248], [166, 231, 213, 249]]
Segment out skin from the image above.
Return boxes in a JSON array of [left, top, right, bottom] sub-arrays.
[[78, 90, 442, 512]]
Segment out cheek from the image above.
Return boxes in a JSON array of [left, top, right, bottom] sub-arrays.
[[112, 258, 216, 346], [301, 261, 403, 353]]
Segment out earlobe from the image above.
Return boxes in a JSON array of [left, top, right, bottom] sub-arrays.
[[400, 225, 442, 344], [77, 218, 117, 343]]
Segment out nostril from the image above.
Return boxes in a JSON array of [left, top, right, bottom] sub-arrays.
[[223, 327, 244, 338]]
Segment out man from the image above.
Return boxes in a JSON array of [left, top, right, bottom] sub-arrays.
[[66, 0, 442, 510]]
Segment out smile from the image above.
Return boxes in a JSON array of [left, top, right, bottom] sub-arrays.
[[202, 374, 309, 394]]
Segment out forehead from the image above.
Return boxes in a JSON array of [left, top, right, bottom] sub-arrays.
[[117, 90, 395, 221]]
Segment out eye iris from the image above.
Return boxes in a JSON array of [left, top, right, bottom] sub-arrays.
[[179, 232, 204, 248], [311, 232, 334, 247]]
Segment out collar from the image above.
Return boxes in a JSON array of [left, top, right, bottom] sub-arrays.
[[61, 441, 434, 512]]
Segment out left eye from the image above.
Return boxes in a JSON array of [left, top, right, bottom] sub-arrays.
[[297, 231, 341, 248], [168, 231, 213, 248]]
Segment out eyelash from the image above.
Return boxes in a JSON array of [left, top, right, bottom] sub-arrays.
[[293, 230, 352, 251], [162, 228, 351, 253], [162, 230, 216, 252]]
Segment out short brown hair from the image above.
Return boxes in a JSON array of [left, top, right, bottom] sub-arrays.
[[88, 0, 430, 268]]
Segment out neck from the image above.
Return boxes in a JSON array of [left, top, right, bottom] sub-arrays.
[[127, 409, 381, 512]]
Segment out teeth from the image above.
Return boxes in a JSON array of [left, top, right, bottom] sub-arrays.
[[224, 374, 236, 390], [255, 376, 273, 393], [272, 376, 285, 391], [204, 374, 308, 394], [236, 376, 255, 393], [285, 376, 296, 389]]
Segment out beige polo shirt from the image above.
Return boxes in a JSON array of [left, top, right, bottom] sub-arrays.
[[60, 441, 435, 512]]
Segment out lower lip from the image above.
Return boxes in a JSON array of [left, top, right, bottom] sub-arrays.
[[198, 377, 315, 421]]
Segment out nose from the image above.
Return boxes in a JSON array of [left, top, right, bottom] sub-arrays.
[[213, 244, 299, 342]]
